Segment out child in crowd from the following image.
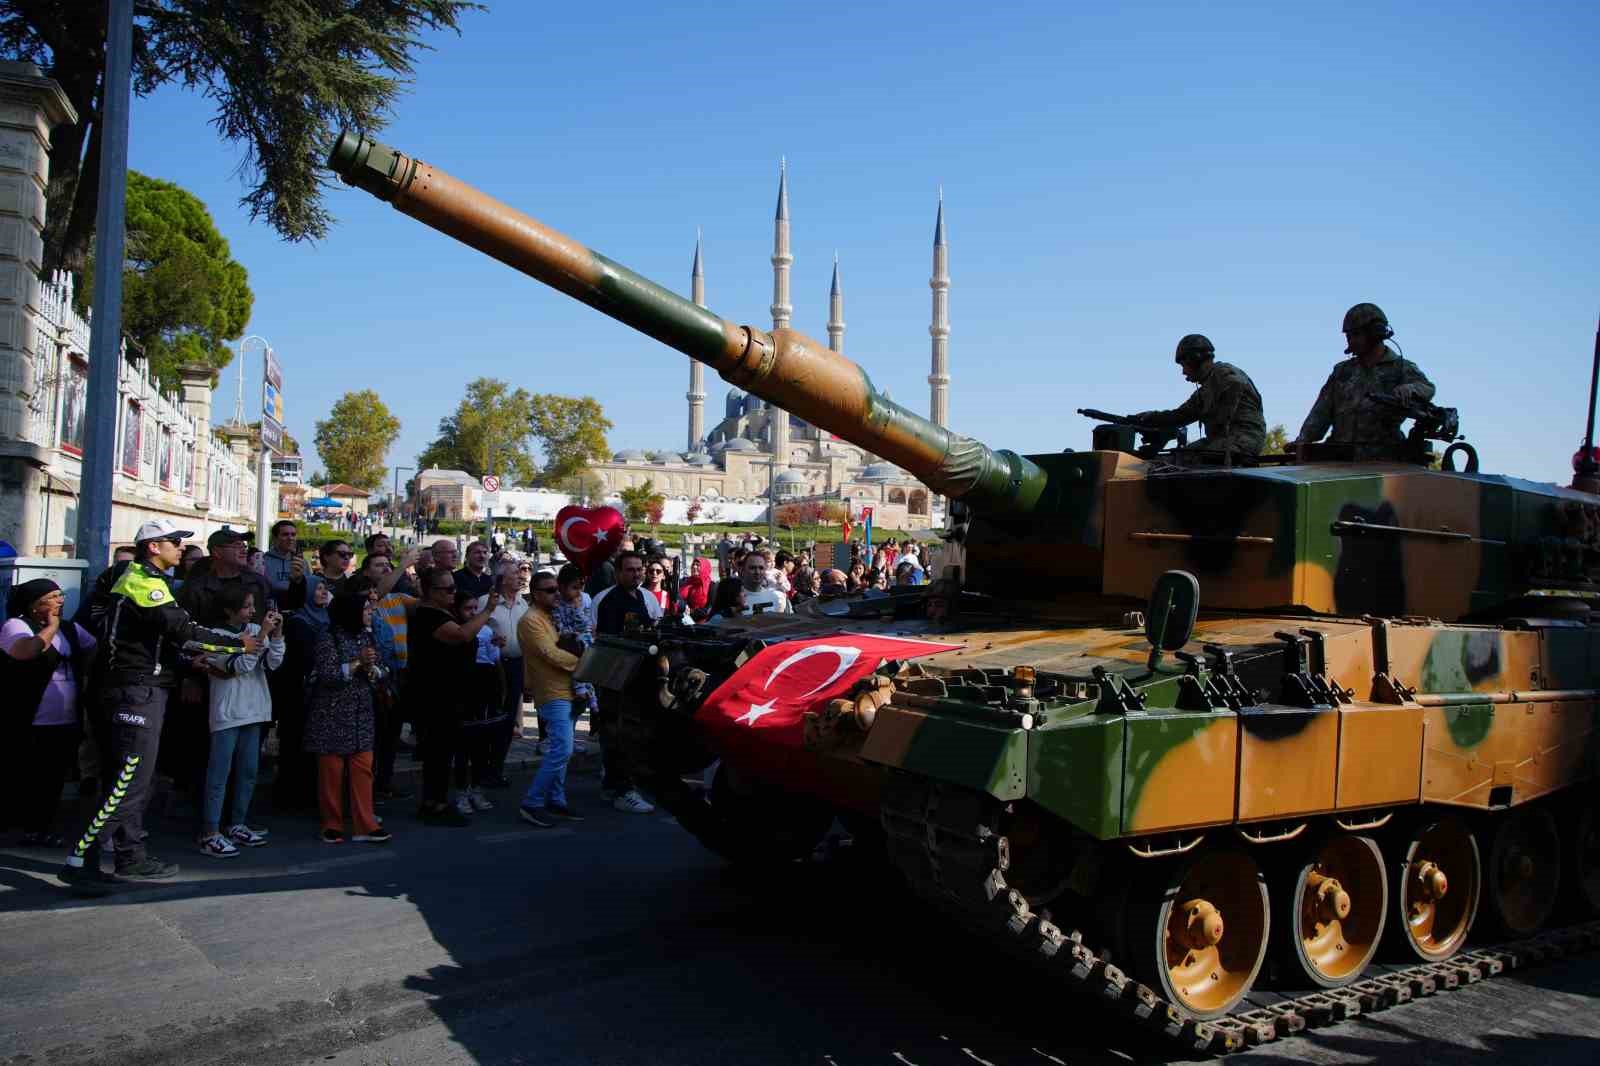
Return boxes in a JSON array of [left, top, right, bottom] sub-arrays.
[[197, 586, 284, 857]]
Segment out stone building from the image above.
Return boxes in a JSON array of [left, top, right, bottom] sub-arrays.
[[0, 63, 261, 556]]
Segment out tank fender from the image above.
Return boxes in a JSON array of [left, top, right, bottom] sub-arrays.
[[859, 704, 1028, 801]]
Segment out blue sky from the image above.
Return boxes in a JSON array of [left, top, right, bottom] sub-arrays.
[[126, 1, 1598, 488]]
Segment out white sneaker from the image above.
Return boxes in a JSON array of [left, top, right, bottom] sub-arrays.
[[226, 824, 269, 847], [198, 833, 240, 858], [454, 792, 475, 817], [613, 789, 655, 814], [469, 788, 494, 812]]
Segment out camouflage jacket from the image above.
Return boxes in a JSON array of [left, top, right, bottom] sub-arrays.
[[1132, 361, 1266, 457], [1296, 347, 1435, 460]]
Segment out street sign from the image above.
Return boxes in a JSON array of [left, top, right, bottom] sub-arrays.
[[264, 347, 282, 391], [481, 474, 501, 507], [263, 381, 284, 427], [259, 418, 283, 453]]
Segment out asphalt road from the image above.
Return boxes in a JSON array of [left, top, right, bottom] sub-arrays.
[[2, 765, 1598, 1066]]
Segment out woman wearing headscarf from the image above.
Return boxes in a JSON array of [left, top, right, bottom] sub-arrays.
[[1, 579, 96, 846], [269, 577, 332, 811], [304, 590, 389, 843]]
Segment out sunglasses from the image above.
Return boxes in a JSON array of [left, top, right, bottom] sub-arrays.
[[332, 549, 354, 558]]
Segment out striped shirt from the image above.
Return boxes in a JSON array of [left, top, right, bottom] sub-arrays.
[[376, 592, 418, 668]]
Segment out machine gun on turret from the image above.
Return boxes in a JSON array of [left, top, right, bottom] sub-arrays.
[[1076, 408, 1188, 457]]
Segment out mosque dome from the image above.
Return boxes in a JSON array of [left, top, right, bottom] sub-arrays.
[[774, 469, 806, 485], [684, 451, 715, 466], [613, 449, 648, 463], [719, 437, 758, 452], [859, 461, 901, 480], [725, 388, 746, 419]]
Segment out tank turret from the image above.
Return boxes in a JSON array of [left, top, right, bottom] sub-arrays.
[[327, 132, 1045, 516]]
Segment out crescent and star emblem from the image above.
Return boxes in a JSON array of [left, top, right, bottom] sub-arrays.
[[733, 643, 863, 726], [558, 515, 604, 553]]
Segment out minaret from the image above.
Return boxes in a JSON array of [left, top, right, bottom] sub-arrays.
[[769, 159, 791, 469], [686, 231, 706, 450], [928, 191, 950, 428], [827, 254, 845, 354]]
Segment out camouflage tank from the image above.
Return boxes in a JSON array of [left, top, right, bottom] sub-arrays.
[[328, 133, 1600, 1051]]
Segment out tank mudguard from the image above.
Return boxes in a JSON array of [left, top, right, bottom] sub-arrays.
[[859, 704, 1028, 801]]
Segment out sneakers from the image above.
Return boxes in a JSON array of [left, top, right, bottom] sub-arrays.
[[613, 790, 655, 814], [226, 824, 269, 847], [519, 805, 555, 828], [419, 805, 471, 827], [546, 801, 584, 822], [453, 792, 475, 817], [198, 833, 240, 858], [321, 828, 346, 844], [115, 856, 180, 881], [351, 828, 393, 844], [468, 788, 494, 812]]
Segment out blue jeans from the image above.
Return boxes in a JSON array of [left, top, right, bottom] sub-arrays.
[[523, 700, 572, 809], [203, 723, 262, 831]]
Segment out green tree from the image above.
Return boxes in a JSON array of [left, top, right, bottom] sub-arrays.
[[314, 390, 400, 490], [529, 394, 613, 484], [0, 0, 479, 275], [417, 377, 539, 483], [1261, 423, 1290, 455], [618, 480, 664, 524], [80, 171, 252, 390], [559, 468, 606, 504]]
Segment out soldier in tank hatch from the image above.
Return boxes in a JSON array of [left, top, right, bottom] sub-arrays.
[[1125, 334, 1267, 460], [1295, 302, 1436, 462]]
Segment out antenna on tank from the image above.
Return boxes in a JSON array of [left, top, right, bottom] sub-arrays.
[[1575, 314, 1600, 493]]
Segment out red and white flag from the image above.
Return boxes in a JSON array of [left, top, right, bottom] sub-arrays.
[[696, 634, 962, 753]]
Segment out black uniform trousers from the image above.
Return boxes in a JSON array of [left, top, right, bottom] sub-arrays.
[[68, 684, 168, 870]]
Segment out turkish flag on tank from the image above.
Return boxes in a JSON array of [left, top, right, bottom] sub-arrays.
[[696, 634, 963, 751]]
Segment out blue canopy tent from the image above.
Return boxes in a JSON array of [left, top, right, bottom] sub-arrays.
[[307, 497, 342, 508]]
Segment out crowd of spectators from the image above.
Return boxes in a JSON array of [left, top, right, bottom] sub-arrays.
[[4, 511, 937, 889]]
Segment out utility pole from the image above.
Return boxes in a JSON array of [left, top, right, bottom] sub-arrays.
[[392, 466, 413, 540], [74, 0, 133, 575]]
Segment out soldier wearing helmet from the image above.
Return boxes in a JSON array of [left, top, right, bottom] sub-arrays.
[[1295, 303, 1435, 461], [1124, 334, 1266, 460]]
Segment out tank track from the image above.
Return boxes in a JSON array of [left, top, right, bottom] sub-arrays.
[[879, 773, 1600, 1055]]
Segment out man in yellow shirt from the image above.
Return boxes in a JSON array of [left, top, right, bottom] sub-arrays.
[[517, 572, 582, 827]]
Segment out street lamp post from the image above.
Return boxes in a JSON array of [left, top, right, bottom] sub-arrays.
[[392, 465, 413, 541]]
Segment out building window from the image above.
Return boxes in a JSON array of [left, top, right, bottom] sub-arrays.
[[908, 488, 929, 516], [159, 428, 174, 487], [888, 487, 907, 504], [60, 356, 87, 454], [120, 399, 141, 475]]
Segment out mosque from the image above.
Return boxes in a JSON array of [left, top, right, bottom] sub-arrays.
[[584, 164, 952, 530]]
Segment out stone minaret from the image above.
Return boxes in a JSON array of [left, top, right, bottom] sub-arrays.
[[928, 192, 950, 428], [768, 159, 791, 469], [827, 254, 845, 354], [686, 231, 706, 450]]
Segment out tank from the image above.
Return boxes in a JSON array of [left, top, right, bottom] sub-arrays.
[[327, 132, 1600, 1052]]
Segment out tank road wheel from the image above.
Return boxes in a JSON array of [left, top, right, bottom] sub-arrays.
[[1390, 816, 1481, 962], [1482, 806, 1562, 937], [1566, 801, 1600, 916], [1278, 834, 1388, 988], [1125, 850, 1270, 1019]]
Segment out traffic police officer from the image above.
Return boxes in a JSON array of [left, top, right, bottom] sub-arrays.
[[1296, 303, 1435, 461], [60, 519, 257, 893], [1127, 334, 1267, 459]]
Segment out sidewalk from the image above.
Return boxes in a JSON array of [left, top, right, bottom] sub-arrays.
[[389, 707, 600, 783]]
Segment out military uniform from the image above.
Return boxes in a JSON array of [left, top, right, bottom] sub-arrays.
[[1296, 346, 1434, 461], [1132, 361, 1266, 458]]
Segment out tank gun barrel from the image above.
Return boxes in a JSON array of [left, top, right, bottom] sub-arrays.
[[326, 132, 1047, 515]]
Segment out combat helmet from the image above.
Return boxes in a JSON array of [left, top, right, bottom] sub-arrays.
[[1342, 303, 1390, 335], [1174, 333, 1215, 363]]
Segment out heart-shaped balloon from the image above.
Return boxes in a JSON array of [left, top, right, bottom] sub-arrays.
[[553, 505, 627, 576]]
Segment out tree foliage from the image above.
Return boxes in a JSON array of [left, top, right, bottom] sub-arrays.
[[80, 171, 251, 390], [0, 0, 479, 274], [1261, 423, 1290, 455], [529, 394, 613, 485], [417, 377, 539, 483], [618, 479, 664, 524], [314, 389, 400, 490]]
